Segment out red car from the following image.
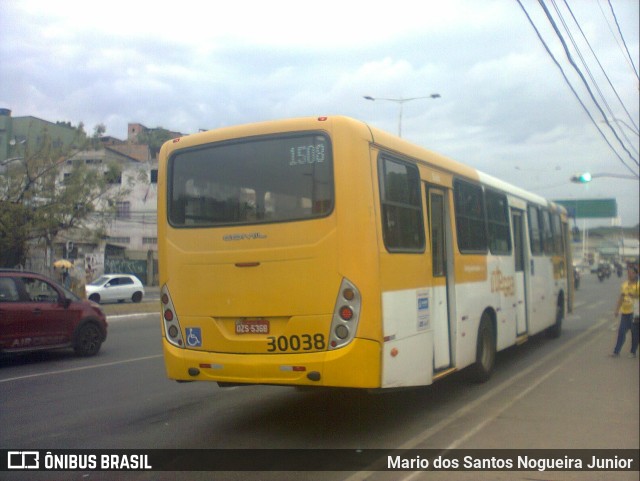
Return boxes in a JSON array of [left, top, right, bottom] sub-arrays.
[[0, 270, 107, 356]]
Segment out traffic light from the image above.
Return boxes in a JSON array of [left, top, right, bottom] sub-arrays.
[[570, 172, 592, 183]]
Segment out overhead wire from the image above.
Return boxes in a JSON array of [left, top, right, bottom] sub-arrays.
[[555, 0, 639, 159], [563, 0, 640, 136], [550, 0, 621, 135], [516, 0, 639, 178], [537, 0, 639, 169], [596, 0, 639, 80], [607, 0, 639, 81]]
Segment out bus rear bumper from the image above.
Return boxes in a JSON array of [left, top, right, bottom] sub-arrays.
[[162, 337, 381, 388]]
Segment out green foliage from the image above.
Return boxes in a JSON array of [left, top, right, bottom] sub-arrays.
[[136, 127, 176, 157], [0, 125, 126, 267], [0, 201, 33, 267]]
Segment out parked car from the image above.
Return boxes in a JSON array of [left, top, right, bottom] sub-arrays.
[[85, 274, 145, 304], [0, 270, 107, 356]]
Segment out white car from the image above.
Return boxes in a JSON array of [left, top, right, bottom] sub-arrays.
[[85, 274, 145, 304]]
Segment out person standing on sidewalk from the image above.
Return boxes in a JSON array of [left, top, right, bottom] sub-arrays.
[[611, 263, 639, 358]]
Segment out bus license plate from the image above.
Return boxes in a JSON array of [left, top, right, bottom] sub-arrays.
[[235, 319, 270, 335]]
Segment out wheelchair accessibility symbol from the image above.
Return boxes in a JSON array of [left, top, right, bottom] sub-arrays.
[[186, 327, 202, 347]]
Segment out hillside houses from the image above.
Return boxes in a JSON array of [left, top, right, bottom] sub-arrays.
[[1, 108, 184, 286]]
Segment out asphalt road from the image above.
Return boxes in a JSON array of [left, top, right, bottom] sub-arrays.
[[1, 272, 638, 481]]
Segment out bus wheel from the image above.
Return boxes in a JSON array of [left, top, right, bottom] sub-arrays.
[[546, 295, 564, 339], [471, 313, 495, 383]]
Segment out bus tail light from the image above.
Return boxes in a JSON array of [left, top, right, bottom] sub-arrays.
[[161, 285, 184, 348], [329, 278, 361, 350]]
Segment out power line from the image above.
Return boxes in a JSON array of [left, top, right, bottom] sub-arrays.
[[607, 0, 640, 81], [563, 0, 639, 136], [556, 0, 639, 159], [596, 0, 636, 78], [516, 0, 639, 176], [550, 0, 619, 128], [538, 0, 639, 168]]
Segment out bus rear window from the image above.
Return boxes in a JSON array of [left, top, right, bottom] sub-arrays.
[[168, 133, 333, 227]]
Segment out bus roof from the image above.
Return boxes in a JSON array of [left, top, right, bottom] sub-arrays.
[[162, 115, 565, 215]]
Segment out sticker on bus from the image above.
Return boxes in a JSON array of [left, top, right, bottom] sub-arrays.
[[417, 291, 430, 331], [186, 327, 202, 347]]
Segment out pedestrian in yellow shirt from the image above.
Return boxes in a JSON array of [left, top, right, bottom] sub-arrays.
[[611, 263, 639, 358]]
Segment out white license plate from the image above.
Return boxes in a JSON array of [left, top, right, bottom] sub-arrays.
[[235, 319, 270, 335]]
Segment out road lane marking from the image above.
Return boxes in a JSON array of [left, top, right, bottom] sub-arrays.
[[444, 325, 604, 451], [0, 354, 163, 383], [344, 318, 608, 481], [107, 312, 159, 322]]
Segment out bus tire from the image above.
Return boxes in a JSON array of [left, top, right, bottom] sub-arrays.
[[546, 294, 564, 339], [471, 313, 496, 383]]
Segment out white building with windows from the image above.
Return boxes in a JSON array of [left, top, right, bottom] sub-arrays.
[[54, 145, 159, 285]]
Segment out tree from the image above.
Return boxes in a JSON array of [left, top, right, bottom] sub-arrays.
[[0, 125, 128, 268], [136, 127, 176, 158]]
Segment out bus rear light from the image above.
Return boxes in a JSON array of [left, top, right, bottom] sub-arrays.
[[280, 365, 307, 372], [161, 285, 185, 349], [335, 325, 349, 339], [168, 325, 179, 338], [342, 288, 355, 301], [329, 278, 361, 350], [199, 363, 223, 369], [339, 306, 353, 321]]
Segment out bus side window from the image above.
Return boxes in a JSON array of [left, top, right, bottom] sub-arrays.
[[551, 213, 564, 255], [541, 209, 554, 255], [453, 179, 487, 254], [378, 156, 425, 252], [528, 204, 542, 255], [486, 189, 511, 255]]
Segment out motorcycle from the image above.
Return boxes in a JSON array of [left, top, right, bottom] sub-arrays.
[[596, 264, 611, 282], [615, 263, 623, 278]]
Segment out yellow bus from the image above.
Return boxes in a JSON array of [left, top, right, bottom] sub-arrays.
[[158, 116, 572, 389]]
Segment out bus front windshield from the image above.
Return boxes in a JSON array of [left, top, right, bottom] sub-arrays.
[[168, 133, 333, 227]]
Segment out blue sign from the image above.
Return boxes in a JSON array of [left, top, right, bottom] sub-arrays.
[[185, 327, 202, 347]]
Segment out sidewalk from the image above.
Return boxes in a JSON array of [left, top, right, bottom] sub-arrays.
[[408, 317, 639, 481]]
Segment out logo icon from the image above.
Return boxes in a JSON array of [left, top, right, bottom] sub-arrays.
[[8, 451, 39, 469], [186, 327, 202, 347]]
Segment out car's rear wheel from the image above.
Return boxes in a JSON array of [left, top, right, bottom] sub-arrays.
[[74, 323, 103, 356], [88, 293, 100, 303], [132, 291, 143, 303]]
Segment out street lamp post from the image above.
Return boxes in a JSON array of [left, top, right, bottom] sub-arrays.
[[363, 94, 441, 137]]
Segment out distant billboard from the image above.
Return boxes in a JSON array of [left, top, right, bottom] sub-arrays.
[[554, 199, 617, 219]]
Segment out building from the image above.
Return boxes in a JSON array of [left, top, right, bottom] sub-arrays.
[[572, 226, 640, 269], [0, 108, 83, 163], [54, 145, 159, 286], [127, 122, 182, 144], [1, 108, 169, 286]]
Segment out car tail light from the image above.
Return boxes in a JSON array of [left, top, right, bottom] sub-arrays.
[[329, 278, 361, 350], [161, 285, 184, 348]]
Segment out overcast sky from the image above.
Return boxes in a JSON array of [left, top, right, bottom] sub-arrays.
[[1, 0, 638, 227]]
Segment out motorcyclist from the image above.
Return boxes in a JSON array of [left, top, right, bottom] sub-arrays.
[[597, 262, 610, 281]]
